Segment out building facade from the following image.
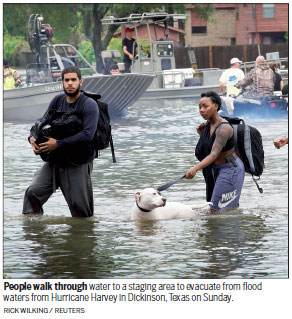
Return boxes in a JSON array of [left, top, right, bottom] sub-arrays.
[[185, 3, 288, 47]]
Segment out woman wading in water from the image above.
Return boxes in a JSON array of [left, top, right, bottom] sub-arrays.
[[185, 91, 245, 213]]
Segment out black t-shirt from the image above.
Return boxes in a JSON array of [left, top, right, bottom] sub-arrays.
[[274, 71, 282, 91], [44, 94, 99, 165], [122, 37, 137, 63]]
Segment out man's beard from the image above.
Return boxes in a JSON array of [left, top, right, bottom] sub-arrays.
[[63, 83, 81, 97]]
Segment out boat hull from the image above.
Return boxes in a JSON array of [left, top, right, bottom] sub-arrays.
[[4, 73, 154, 123], [221, 96, 288, 119], [140, 84, 221, 99]]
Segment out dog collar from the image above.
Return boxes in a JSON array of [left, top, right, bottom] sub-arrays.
[[135, 200, 152, 213]]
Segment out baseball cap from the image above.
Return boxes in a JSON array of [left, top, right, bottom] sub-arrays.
[[125, 27, 133, 33], [230, 57, 242, 64]]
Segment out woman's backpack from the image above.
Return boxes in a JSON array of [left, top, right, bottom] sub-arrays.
[[222, 116, 264, 193], [195, 116, 265, 194]]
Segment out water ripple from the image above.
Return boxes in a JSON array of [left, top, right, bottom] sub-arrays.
[[3, 98, 288, 278]]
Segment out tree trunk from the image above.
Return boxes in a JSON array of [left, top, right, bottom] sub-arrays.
[[178, 20, 185, 47], [92, 4, 106, 73], [80, 5, 92, 39], [102, 24, 120, 49]]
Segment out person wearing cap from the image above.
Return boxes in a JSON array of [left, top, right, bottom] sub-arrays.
[[219, 58, 245, 97], [22, 66, 99, 218], [122, 27, 138, 73], [109, 63, 120, 75], [3, 59, 23, 90], [235, 55, 275, 98]]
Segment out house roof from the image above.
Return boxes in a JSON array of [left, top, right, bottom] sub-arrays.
[[114, 23, 185, 37], [186, 4, 235, 10]]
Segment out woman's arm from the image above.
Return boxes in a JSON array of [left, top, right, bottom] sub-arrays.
[[186, 124, 232, 179]]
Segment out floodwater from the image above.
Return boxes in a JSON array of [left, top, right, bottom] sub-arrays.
[[3, 98, 288, 279]]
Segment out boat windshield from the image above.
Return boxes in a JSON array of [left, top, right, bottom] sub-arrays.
[[26, 63, 54, 85], [157, 44, 173, 57]]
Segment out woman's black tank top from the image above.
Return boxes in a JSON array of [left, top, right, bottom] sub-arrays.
[[209, 121, 235, 152]]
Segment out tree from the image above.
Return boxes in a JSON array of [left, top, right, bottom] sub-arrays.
[[4, 3, 214, 71], [79, 3, 163, 72], [85, 3, 214, 72]]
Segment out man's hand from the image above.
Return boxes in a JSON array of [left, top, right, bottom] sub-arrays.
[[29, 136, 41, 155], [273, 137, 288, 149], [39, 137, 58, 153], [129, 53, 133, 60]]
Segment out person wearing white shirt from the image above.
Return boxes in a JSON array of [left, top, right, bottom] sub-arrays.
[[219, 58, 245, 97]]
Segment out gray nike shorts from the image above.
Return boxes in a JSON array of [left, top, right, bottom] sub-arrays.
[[210, 157, 245, 211]]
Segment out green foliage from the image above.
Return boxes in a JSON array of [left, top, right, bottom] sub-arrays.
[[192, 4, 215, 23], [3, 3, 78, 43], [78, 40, 95, 63], [3, 3, 216, 70], [78, 38, 124, 64], [107, 37, 123, 56], [285, 30, 288, 42], [3, 35, 29, 65]]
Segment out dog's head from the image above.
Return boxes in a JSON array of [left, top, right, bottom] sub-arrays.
[[135, 188, 166, 212]]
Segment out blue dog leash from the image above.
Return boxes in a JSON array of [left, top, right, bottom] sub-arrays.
[[157, 175, 186, 192]]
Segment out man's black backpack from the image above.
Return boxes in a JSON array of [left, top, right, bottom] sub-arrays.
[[31, 90, 116, 163], [81, 90, 116, 163], [223, 116, 264, 193]]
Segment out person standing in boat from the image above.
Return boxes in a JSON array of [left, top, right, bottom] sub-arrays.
[[269, 61, 284, 92], [185, 91, 245, 213], [22, 66, 99, 217], [219, 57, 245, 97], [122, 27, 138, 73], [3, 59, 23, 89], [235, 55, 275, 98]]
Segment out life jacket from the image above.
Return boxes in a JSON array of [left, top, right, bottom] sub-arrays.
[[3, 68, 17, 90]]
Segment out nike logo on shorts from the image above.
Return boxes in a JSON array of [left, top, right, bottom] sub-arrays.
[[218, 190, 238, 209]]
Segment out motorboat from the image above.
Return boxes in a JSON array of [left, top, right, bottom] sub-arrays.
[[4, 71, 154, 122], [102, 12, 288, 101], [101, 12, 223, 99], [220, 91, 288, 118], [4, 14, 154, 123]]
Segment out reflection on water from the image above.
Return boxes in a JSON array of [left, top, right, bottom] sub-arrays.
[[197, 210, 268, 278], [4, 98, 288, 279]]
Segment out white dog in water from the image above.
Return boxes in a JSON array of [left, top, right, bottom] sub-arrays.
[[130, 188, 211, 221]]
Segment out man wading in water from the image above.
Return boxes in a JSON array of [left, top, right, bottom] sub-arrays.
[[23, 66, 99, 217]]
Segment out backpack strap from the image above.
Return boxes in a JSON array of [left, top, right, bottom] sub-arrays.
[[52, 93, 88, 113], [52, 94, 66, 110], [75, 93, 88, 113], [109, 134, 117, 163], [213, 121, 232, 134], [252, 176, 263, 193]]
